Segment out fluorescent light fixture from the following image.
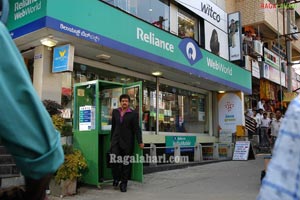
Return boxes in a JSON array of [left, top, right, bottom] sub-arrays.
[[152, 71, 162, 76], [96, 54, 111, 60], [218, 91, 225, 93], [40, 38, 57, 47]]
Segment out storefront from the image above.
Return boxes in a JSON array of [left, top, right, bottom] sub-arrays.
[[7, 0, 251, 145]]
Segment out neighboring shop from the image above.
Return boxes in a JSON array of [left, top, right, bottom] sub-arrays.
[[7, 0, 251, 146]]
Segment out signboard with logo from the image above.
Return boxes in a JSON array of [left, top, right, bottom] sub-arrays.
[[264, 48, 280, 69], [204, 21, 229, 60], [52, 44, 74, 73], [228, 12, 242, 61], [165, 136, 196, 153], [218, 92, 244, 136], [10, 0, 251, 94], [7, 0, 46, 36]]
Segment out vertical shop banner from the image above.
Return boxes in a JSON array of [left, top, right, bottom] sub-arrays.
[[218, 92, 244, 142], [252, 59, 260, 78], [165, 136, 196, 153], [52, 44, 75, 73], [204, 21, 229, 60], [228, 12, 242, 61]]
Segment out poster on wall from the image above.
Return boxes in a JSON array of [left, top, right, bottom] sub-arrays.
[[79, 106, 95, 131], [218, 92, 244, 142], [228, 12, 242, 61], [205, 21, 229, 60]]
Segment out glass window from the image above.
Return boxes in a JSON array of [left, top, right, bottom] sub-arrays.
[[142, 82, 157, 131], [178, 9, 198, 41], [73, 63, 209, 134], [102, 0, 170, 31], [142, 82, 209, 134]]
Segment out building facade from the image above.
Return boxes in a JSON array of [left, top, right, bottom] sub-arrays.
[[226, 0, 300, 112]]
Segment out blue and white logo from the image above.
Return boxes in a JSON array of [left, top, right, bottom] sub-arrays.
[[179, 38, 202, 65]]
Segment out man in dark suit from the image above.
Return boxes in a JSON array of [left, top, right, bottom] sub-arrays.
[[110, 94, 144, 192]]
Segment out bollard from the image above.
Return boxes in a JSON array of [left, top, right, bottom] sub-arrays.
[[194, 143, 203, 162], [213, 143, 219, 160], [227, 143, 234, 159], [174, 144, 181, 163], [149, 143, 157, 166]]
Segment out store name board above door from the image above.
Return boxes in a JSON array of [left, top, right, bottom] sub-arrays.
[[136, 27, 174, 53]]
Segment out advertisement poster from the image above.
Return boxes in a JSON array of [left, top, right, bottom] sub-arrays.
[[79, 106, 95, 131], [218, 92, 244, 138], [228, 12, 242, 61], [205, 21, 229, 60]]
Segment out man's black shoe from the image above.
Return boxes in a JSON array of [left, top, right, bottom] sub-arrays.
[[113, 180, 119, 189], [119, 182, 127, 192]]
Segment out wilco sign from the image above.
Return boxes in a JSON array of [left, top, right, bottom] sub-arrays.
[[175, 0, 227, 32]]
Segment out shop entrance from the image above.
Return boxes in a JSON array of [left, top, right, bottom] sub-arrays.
[[73, 80, 143, 186]]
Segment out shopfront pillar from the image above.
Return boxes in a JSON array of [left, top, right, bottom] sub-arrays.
[[33, 45, 62, 103]]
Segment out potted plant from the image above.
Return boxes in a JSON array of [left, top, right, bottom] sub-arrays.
[[50, 145, 88, 197], [61, 123, 73, 145]]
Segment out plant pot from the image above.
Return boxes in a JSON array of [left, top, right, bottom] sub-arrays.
[[49, 179, 77, 197]]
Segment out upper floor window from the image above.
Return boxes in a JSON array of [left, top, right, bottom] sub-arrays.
[[103, 0, 170, 31], [178, 9, 198, 41]]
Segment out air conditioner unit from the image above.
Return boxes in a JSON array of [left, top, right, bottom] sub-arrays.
[[291, 24, 299, 40], [253, 40, 263, 56]]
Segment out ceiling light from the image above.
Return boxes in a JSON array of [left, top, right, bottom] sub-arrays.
[[152, 71, 162, 76], [218, 91, 225, 93], [96, 54, 111, 60], [40, 37, 58, 47]]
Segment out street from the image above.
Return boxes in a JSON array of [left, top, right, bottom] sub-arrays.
[[49, 155, 265, 200]]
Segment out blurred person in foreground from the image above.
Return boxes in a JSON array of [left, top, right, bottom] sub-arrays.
[[257, 95, 300, 200], [0, 17, 64, 199]]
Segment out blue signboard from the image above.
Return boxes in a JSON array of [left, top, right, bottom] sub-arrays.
[[52, 44, 74, 73]]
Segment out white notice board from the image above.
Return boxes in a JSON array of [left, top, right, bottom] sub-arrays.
[[232, 141, 254, 160]]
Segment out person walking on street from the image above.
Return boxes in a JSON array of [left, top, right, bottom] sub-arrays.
[[110, 94, 144, 192], [257, 95, 300, 200], [260, 112, 271, 147], [269, 108, 282, 148]]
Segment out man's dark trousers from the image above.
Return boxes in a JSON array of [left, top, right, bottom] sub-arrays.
[[111, 144, 132, 183]]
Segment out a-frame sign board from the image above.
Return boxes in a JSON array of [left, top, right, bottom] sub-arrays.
[[232, 141, 255, 160]]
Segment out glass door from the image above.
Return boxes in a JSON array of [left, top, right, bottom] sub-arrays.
[[123, 81, 143, 182]]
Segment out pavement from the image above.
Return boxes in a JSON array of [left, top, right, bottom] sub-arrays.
[[48, 154, 266, 200]]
